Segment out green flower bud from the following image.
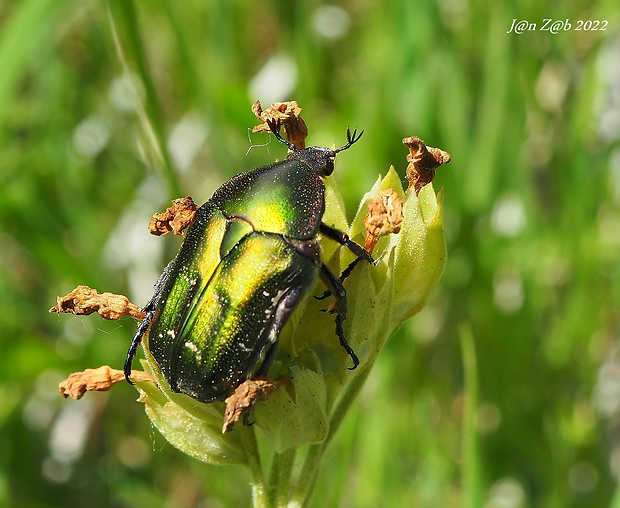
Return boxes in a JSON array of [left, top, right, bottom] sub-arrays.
[[136, 166, 446, 456]]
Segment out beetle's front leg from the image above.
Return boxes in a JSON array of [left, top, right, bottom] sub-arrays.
[[319, 263, 359, 370], [319, 223, 374, 265], [316, 223, 375, 301]]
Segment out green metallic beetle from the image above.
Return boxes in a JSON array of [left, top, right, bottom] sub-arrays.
[[124, 120, 373, 403]]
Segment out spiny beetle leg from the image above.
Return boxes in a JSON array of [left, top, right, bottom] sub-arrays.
[[124, 261, 173, 384], [232, 285, 310, 427], [335, 257, 364, 287], [315, 257, 365, 301], [256, 284, 309, 377], [335, 312, 359, 371], [124, 312, 153, 384], [315, 223, 374, 300], [319, 263, 359, 370], [319, 223, 374, 265], [265, 118, 296, 151]]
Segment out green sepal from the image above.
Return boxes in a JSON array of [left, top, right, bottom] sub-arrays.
[[253, 359, 328, 453], [136, 361, 246, 465]]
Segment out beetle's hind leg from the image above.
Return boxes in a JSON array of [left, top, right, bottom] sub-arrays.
[[124, 261, 173, 384], [234, 285, 310, 427], [124, 313, 154, 384], [255, 284, 310, 377], [319, 264, 359, 370]]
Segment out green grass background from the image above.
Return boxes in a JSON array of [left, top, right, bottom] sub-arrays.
[[1, 0, 619, 506]]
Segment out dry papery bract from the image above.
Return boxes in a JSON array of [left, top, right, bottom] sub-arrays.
[[59, 366, 154, 399], [148, 196, 198, 236], [403, 136, 451, 194], [50, 285, 145, 321], [364, 188, 404, 253], [252, 100, 308, 149], [222, 378, 288, 433]]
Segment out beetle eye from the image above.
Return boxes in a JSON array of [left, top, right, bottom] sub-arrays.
[[324, 158, 335, 175]]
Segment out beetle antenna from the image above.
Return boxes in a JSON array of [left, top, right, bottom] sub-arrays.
[[334, 127, 364, 153], [266, 119, 297, 151]]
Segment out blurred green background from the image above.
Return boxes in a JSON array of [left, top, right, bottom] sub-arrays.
[[1, 0, 619, 506]]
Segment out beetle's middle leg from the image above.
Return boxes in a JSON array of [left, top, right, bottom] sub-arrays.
[[319, 263, 359, 370]]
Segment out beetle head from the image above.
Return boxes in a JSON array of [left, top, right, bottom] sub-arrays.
[[266, 119, 363, 177]]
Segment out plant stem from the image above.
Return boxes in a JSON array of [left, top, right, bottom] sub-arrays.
[[240, 427, 269, 508], [289, 366, 373, 506], [324, 366, 371, 448], [268, 449, 296, 507], [289, 443, 323, 507], [460, 323, 482, 508]]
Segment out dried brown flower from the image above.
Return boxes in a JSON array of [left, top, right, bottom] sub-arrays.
[[148, 196, 198, 236], [222, 378, 285, 433], [59, 366, 154, 399], [364, 188, 404, 252], [252, 100, 308, 149], [50, 285, 145, 321], [403, 136, 451, 194]]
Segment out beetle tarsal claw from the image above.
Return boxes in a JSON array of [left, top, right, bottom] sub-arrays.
[[344, 346, 360, 370]]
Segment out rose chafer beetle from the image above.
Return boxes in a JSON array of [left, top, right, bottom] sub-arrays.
[[124, 120, 373, 403]]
